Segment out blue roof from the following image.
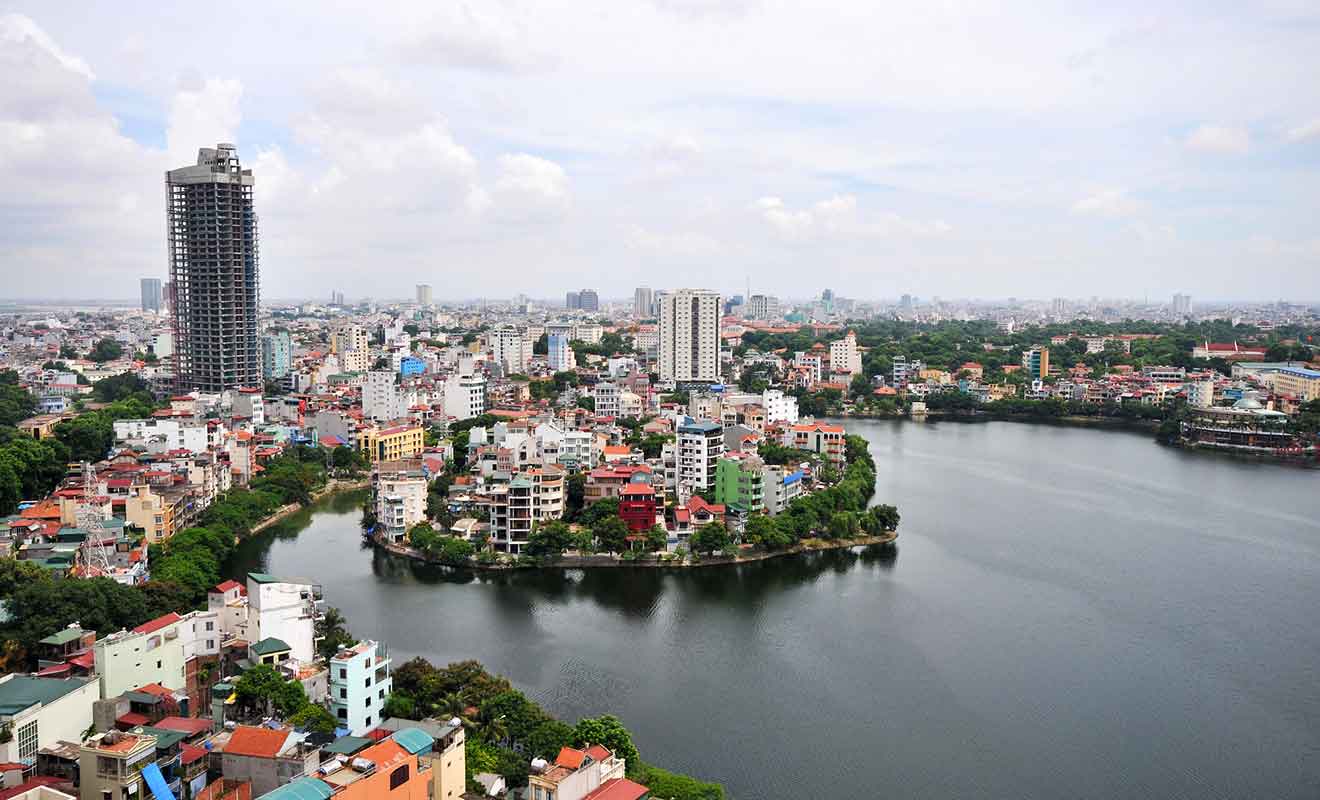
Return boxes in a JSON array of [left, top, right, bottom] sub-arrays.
[[783, 470, 804, 485], [678, 420, 722, 434], [257, 778, 333, 800], [1281, 367, 1320, 379], [391, 728, 435, 755]]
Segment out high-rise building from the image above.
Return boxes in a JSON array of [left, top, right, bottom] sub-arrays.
[[829, 331, 862, 376], [416, 283, 432, 306], [167, 143, 260, 392], [490, 325, 529, 373], [747, 294, 779, 321], [659, 288, 721, 383], [1022, 347, 1050, 379], [261, 329, 292, 379], [1172, 293, 1192, 315], [547, 333, 572, 372], [565, 291, 581, 310], [634, 287, 654, 318], [332, 324, 371, 373], [578, 289, 600, 312], [140, 278, 162, 313]]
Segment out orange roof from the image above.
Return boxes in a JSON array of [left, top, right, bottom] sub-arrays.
[[582, 778, 650, 800], [585, 744, 612, 762], [134, 683, 174, 697], [602, 445, 631, 455], [224, 726, 290, 759], [555, 747, 587, 770], [357, 739, 409, 770]]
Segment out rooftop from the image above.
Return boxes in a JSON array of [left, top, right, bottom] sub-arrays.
[[0, 676, 93, 715]]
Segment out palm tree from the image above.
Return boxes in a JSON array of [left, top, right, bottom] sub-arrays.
[[481, 714, 509, 747], [433, 692, 468, 720]]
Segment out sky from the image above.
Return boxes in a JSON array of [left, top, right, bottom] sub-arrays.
[[2, 1, 1320, 303]]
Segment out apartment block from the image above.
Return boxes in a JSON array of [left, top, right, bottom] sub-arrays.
[[329, 640, 393, 736]]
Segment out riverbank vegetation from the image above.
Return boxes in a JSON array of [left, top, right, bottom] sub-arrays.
[[384, 656, 724, 799]]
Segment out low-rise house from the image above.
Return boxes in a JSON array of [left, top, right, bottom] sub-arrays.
[[0, 676, 98, 764], [528, 745, 633, 800], [217, 726, 320, 798]]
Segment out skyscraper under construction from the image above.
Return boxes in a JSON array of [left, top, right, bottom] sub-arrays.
[[167, 143, 261, 392]]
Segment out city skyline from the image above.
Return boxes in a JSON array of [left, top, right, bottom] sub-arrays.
[[3, 4, 1320, 301]]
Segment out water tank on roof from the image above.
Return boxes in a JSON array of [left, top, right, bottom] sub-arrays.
[[530, 757, 549, 773]]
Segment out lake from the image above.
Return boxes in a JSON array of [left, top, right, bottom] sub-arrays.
[[229, 419, 1320, 799]]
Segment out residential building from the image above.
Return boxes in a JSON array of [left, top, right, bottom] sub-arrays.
[[714, 454, 765, 513], [443, 373, 486, 421], [763, 465, 805, 516], [360, 423, 425, 464], [747, 294, 779, 321], [1172, 293, 1192, 315], [218, 726, 320, 797], [78, 731, 159, 800], [829, 331, 862, 375], [565, 291, 581, 310], [676, 420, 724, 490], [584, 465, 653, 504], [760, 389, 799, 424], [547, 333, 573, 372], [123, 483, 174, 544], [375, 719, 467, 800], [417, 283, 433, 306], [373, 461, 429, 544], [363, 370, 405, 421], [595, 383, 620, 417], [488, 467, 565, 553], [140, 278, 162, 314], [577, 289, 600, 312], [618, 483, 658, 533], [784, 421, 846, 470], [1187, 380, 1216, 408], [490, 325, 530, 374], [633, 287, 654, 318], [261, 331, 292, 380], [332, 325, 371, 374], [93, 611, 220, 704], [113, 418, 211, 454], [254, 727, 445, 800], [329, 640, 392, 736], [1022, 347, 1050, 380], [659, 289, 721, 383], [528, 745, 629, 800], [1262, 366, 1320, 402], [168, 144, 261, 393], [0, 675, 98, 763]]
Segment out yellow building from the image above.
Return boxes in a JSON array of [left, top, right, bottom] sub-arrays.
[[124, 484, 175, 544], [359, 423, 425, 464], [1266, 367, 1320, 403]]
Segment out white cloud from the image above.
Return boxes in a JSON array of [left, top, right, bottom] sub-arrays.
[[392, 2, 550, 73], [1285, 118, 1320, 142], [0, 13, 92, 79], [1185, 124, 1250, 154], [487, 153, 570, 221], [166, 78, 243, 166], [1072, 188, 1142, 218], [755, 194, 951, 240], [625, 224, 723, 256]]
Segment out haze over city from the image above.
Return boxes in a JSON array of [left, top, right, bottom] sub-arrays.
[[4, 1, 1320, 301]]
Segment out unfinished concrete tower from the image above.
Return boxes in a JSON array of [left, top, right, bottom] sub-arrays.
[[167, 143, 260, 393]]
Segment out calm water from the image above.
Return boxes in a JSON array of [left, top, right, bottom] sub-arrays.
[[229, 420, 1320, 799]]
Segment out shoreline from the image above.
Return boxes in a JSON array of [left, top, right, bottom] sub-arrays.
[[371, 530, 898, 570], [247, 477, 370, 535], [844, 409, 1161, 431]]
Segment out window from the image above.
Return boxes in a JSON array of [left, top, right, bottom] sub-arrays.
[[337, 708, 347, 719], [156, 660, 162, 669], [365, 716, 372, 727], [339, 688, 347, 699], [364, 677, 371, 688], [205, 621, 214, 631], [339, 669, 346, 680], [16, 719, 38, 759], [389, 765, 410, 790], [207, 639, 215, 649], [365, 696, 372, 707]]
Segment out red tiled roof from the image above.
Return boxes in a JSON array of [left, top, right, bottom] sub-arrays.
[[116, 712, 149, 727], [619, 484, 654, 496], [180, 743, 208, 766], [212, 580, 243, 593], [585, 744, 611, 762], [555, 747, 587, 770], [132, 613, 182, 635], [0, 778, 66, 800], [156, 716, 214, 736], [224, 726, 289, 759], [582, 778, 650, 800]]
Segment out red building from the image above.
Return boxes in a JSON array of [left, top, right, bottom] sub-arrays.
[[618, 483, 658, 533]]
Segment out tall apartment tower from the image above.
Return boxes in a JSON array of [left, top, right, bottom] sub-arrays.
[[416, 283, 432, 306], [659, 288, 721, 383], [578, 289, 600, 312], [140, 278, 162, 313], [167, 143, 260, 392], [634, 287, 654, 318]]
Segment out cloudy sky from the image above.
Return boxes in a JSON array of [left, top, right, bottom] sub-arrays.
[[3, 1, 1320, 303]]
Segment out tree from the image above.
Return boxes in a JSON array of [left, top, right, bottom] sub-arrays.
[[828, 510, 859, 539], [383, 692, 417, 720], [86, 338, 124, 363], [409, 523, 441, 553], [574, 715, 639, 769], [316, 607, 354, 662], [288, 703, 338, 734], [58, 344, 78, 360], [592, 516, 629, 555], [235, 664, 307, 717], [526, 521, 573, 558], [644, 525, 668, 553], [565, 473, 587, 519], [436, 537, 475, 566], [690, 523, 730, 555], [0, 559, 49, 598]]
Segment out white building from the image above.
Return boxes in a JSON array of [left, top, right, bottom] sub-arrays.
[[595, 382, 620, 417], [763, 465, 806, 516], [245, 572, 324, 663], [329, 640, 392, 736], [659, 289, 721, 383], [232, 388, 264, 424], [761, 389, 799, 424], [374, 463, 429, 544], [363, 370, 406, 421], [0, 675, 98, 763], [1187, 380, 1216, 408], [443, 373, 487, 421], [829, 331, 862, 376], [747, 294, 780, 321], [676, 419, 724, 490], [490, 325, 531, 374], [113, 418, 211, 454]]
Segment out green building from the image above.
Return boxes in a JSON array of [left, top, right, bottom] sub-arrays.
[[714, 455, 765, 513]]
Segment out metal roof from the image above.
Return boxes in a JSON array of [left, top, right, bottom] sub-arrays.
[[0, 676, 94, 716], [391, 728, 435, 756], [258, 777, 334, 800]]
